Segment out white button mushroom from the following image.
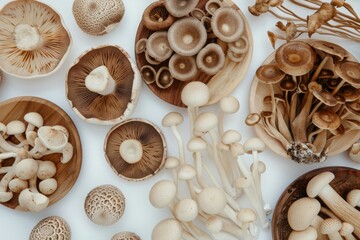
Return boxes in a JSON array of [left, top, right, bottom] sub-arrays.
[[37, 126, 68, 151], [149, 180, 177, 208], [36, 161, 57, 180], [340, 222, 356, 240], [174, 198, 199, 222], [346, 189, 360, 208], [24, 112, 43, 134], [39, 178, 58, 195], [18, 188, 49, 212], [152, 218, 196, 240], [8, 178, 28, 193], [289, 227, 318, 240], [15, 158, 38, 180]]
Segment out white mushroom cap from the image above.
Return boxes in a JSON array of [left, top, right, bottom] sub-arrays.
[[162, 112, 184, 127], [152, 218, 182, 240], [181, 81, 210, 107], [174, 198, 199, 222], [39, 178, 58, 195], [220, 96, 240, 114], [222, 130, 242, 145], [237, 208, 257, 222], [149, 180, 177, 208], [6, 120, 26, 135], [349, 143, 360, 163], [164, 156, 180, 169], [243, 138, 265, 154], [18, 188, 49, 212], [194, 112, 218, 133], [38, 126, 68, 151], [231, 143, 245, 157], [198, 187, 226, 214], [206, 216, 223, 233], [187, 137, 207, 152], [340, 222, 354, 237], [287, 197, 321, 231], [60, 142, 74, 164], [0, 192, 13, 203], [37, 161, 57, 180], [15, 158, 38, 180], [289, 227, 318, 240], [178, 164, 196, 180], [8, 178, 28, 193], [346, 189, 360, 207], [306, 172, 335, 198], [30, 216, 71, 240], [320, 218, 342, 235], [24, 112, 43, 129]]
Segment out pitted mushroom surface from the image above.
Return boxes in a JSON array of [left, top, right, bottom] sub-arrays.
[[29, 216, 71, 240], [111, 232, 141, 240]]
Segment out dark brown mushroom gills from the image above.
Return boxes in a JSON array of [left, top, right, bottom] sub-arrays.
[[142, 1, 175, 31]]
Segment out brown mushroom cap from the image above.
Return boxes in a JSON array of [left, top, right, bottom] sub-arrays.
[[205, 0, 222, 15], [156, 66, 174, 89], [307, 40, 349, 61], [66, 45, 141, 125], [84, 185, 125, 226], [168, 17, 207, 56], [275, 41, 316, 76], [211, 7, 244, 43], [169, 54, 198, 81], [256, 64, 286, 84], [196, 43, 225, 75], [146, 31, 173, 62], [338, 85, 360, 102], [135, 38, 147, 54], [72, 0, 125, 36], [228, 36, 249, 54], [140, 65, 156, 84], [345, 99, 360, 116], [313, 90, 337, 106], [245, 113, 261, 126], [142, 1, 175, 31], [0, 0, 71, 78], [335, 61, 360, 88], [104, 119, 166, 181], [164, 0, 199, 17], [191, 8, 206, 20], [29, 216, 71, 240], [312, 109, 341, 130], [112, 232, 141, 240]]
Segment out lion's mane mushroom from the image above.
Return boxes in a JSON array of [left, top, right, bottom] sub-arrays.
[[84, 184, 125, 226], [105, 119, 166, 181], [142, 1, 175, 31], [0, 0, 71, 78], [112, 232, 141, 240], [211, 7, 244, 43], [164, 0, 199, 17], [29, 216, 71, 240], [72, 0, 125, 36], [67, 45, 141, 125]]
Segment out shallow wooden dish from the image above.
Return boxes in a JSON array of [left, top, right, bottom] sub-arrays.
[[0, 96, 82, 210], [135, 0, 253, 107], [272, 166, 360, 240], [249, 39, 360, 159]]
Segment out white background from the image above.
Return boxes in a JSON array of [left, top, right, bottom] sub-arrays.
[[0, 0, 359, 239]]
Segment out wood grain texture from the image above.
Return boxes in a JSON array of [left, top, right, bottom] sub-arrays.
[[0, 96, 82, 210], [135, 0, 253, 107], [272, 167, 360, 240]]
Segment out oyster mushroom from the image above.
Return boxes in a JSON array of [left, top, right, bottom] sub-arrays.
[[84, 185, 125, 226], [140, 65, 156, 84], [72, 0, 125, 36], [156, 67, 174, 89], [29, 216, 71, 240], [211, 7, 244, 43], [164, 0, 199, 17], [0, 0, 71, 78], [196, 43, 225, 75], [66, 45, 141, 125], [142, 1, 175, 31], [104, 119, 166, 181], [112, 232, 141, 240], [169, 54, 198, 81], [168, 17, 207, 56], [146, 31, 173, 62]]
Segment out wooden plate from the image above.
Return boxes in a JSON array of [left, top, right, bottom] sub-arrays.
[[135, 0, 253, 107], [272, 166, 360, 240], [0, 96, 82, 210]]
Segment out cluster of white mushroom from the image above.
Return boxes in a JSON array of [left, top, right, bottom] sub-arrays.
[[287, 172, 360, 240], [149, 81, 270, 240], [0, 112, 73, 212]]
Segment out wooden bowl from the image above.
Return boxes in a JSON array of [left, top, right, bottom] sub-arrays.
[[0, 96, 82, 211], [272, 166, 360, 240], [135, 0, 253, 107]]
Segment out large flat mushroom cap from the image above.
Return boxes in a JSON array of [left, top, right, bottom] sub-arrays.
[[104, 119, 167, 181], [66, 45, 141, 125], [0, 0, 71, 78]]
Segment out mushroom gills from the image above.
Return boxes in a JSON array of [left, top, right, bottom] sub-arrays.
[[85, 65, 116, 95]]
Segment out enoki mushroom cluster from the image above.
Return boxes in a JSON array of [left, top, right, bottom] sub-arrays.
[[150, 81, 270, 240], [137, 0, 249, 89]]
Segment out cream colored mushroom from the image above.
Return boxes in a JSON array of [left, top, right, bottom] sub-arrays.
[[349, 143, 360, 163], [29, 216, 71, 240], [18, 188, 49, 212], [112, 232, 141, 240], [149, 180, 177, 208], [211, 7, 244, 43], [289, 227, 318, 240], [6, 120, 26, 143], [39, 178, 58, 195], [24, 112, 43, 134], [174, 198, 199, 222], [320, 218, 343, 240], [37, 126, 68, 151], [15, 158, 38, 180], [36, 161, 57, 180], [8, 178, 28, 193]]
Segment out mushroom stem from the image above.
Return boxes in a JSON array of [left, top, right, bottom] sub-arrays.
[[310, 55, 330, 82], [119, 139, 143, 164], [171, 125, 186, 165], [14, 24, 42, 51], [85, 65, 116, 95], [0, 134, 20, 153], [331, 79, 346, 95], [0, 167, 11, 174]]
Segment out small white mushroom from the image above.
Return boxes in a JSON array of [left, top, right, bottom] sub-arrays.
[[37, 126, 68, 151], [320, 218, 343, 240], [237, 208, 258, 240], [340, 222, 356, 240], [174, 198, 199, 222], [85, 65, 116, 96], [24, 112, 43, 134], [152, 218, 196, 240], [34, 142, 73, 164], [205, 216, 243, 240], [218, 96, 240, 134], [0, 124, 19, 153], [289, 227, 318, 240], [8, 178, 28, 193], [149, 180, 177, 208], [346, 189, 360, 208], [39, 178, 58, 195], [187, 137, 208, 188], [15, 158, 38, 180], [37, 161, 57, 180], [6, 120, 26, 143], [349, 143, 360, 163], [18, 188, 49, 212]]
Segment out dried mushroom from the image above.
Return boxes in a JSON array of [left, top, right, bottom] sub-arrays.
[[211, 7, 244, 43], [72, 0, 125, 36], [164, 0, 199, 17], [84, 185, 125, 226], [142, 1, 175, 31], [104, 119, 166, 181], [0, 0, 71, 78], [29, 216, 70, 240], [156, 67, 174, 89], [66, 45, 141, 125], [196, 43, 225, 75], [169, 54, 198, 81], [112, 232, 141, 240], [146, 31, 173, 62]]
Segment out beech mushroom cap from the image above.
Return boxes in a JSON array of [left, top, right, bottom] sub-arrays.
[[162, 112, 184, 127], [140, 65, 156, 84], [169, 54, 198, 81], [196, 43, 225, 75], [178, 164, 196, 180], [67, 45, 141, 125], [320, 218, 342, 235], [181, 81, 210, 107], [243, 138, 265, 154], [72, 0, 125, 36], [345, 99, 360, 116], [312, 109, 341, 130], [308, 40, 349, 61], [191, 8, 206, 20], [288, 227, 318, 240], [346, 189, 360, 207], [112, 232, 141, 240], [211, 7, 244, 43], [15, 158, 38, 180], [306, 171, 335, 198], [168, 17, 207, 56], [151, 218, 182, 240], [205, 0, 222, 15], [146, 31, 173, 62], [187, 137, 207, 152], [29, 216, 71, 240], [206, 216, 223, 233], [104, 119, 166, 181], [335, 61, 360, 88], [220, 96, 240, 114], [287, 197, 321, 231], [84, 184, 125, 226], [149, 180, 177, 208], [279, 77, 297, 92], [275, 41, 316, 76], [349, 143, 360, 163], [24, 112, 44, 131], [245, 113, 261, 126], [198, 187, 226, 214], [222, 130, 242, 145], [142, 1, 175, 31], [194, 112, 218, 133], [6, 120, 26, 136], [340, 222, 355, 238], [174, 198, 199, 222], [0, 0, 71, 78], [155, 66, 174, 89], [164, 0, 199, 17], [256, 64, 286, 84], [164, 156, 180, 169]]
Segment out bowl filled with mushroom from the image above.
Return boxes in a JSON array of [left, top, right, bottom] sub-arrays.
[[0, 97, 82, 212]]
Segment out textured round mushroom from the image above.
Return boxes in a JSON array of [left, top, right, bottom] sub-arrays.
[[156, 67, 174, 89], [146, 31, 173, 62], [211, 7, 244, 43], [84, 185, 125, 226], [29, 216, 70, 240], [112, 232, 141, 240], [104, 119, 166, 181], [169, 54, 198, 81], [0, 0, 71, 78], [142, 1, 175, 31], [164, 0, 199, 17], [196, 43, 225, 75], [168, 17, 207, 56], [66, 45, 141, 125], [140, 65, 156, 84], [72, 0, 125, 36]]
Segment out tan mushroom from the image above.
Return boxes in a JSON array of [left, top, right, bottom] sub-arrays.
[[205, 0, 223, 15], [29, 216, 71, 240], [156, 67, 174, 89], [228, 36, 249, 54], [84, 185, 125, 226], [66, 45, 141, 125], [169, 54, 198, 81], [142, 1, 175, 31], [135, 38, 147, 54], [191, 8, 206, 20], [211, 7, 244, 43], [140, 65, 156, 84], [164, 0, 199, 17], [146, 31, 173, 62], [196, 43, 225, 75], [333, 61, 360, 94], [104, 119, 166, 181], [0, 0, 71, 78], [72, 0, 125, 36], [112, 232, 141, 240]]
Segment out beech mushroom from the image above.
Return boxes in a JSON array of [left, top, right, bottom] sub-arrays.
[[333, 61, 360, 94], [39, 178, 58, 195], [0, 0, 71, 78], [18, 188, 49, 212], [146, 31, 173, 62], [164, 0, 199, 17], [169, 54, 198, 81], [67, 45, 141, 125], [211, 7, 244, 43], [29, 216, 71, 240], [24, 112, 43, 134], [289, 227, 318, 240], [196, 43, 225, 75], [112, 232, 141, 240], [156, 67, 174, 89], [140, 65, 156, 84], [152, 218, 194, 240], [349, 143, 360, 163], [346, 189, 360, 208], [142, 1, 175, 31], [105, 119, 166, 181], [72, 0, 125, 36], [340, 222, 356, 240], [174, 198, 199, 222], [320, 218, 343, 240], [149, 180, 177, 208], [84, 184, 125, 226], [228, 36, 249, 54], [168, 17, 207, 56]]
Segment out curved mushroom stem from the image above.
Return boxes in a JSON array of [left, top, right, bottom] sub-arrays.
[[85, 65, 116, 95], [310, 55, 330, 82], [0, 134, 20, 153], [193, 151, 208, 189], [33, 142, 73, 164], [331, 79, 346, 96], [14, 24, 42, 51], [171, 125, 186, 165], [119, 139, 143, 164]]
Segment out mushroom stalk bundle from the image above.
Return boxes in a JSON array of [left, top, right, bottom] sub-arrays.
[[150, 81, 270, 240], [248, 0, 360, 47]]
